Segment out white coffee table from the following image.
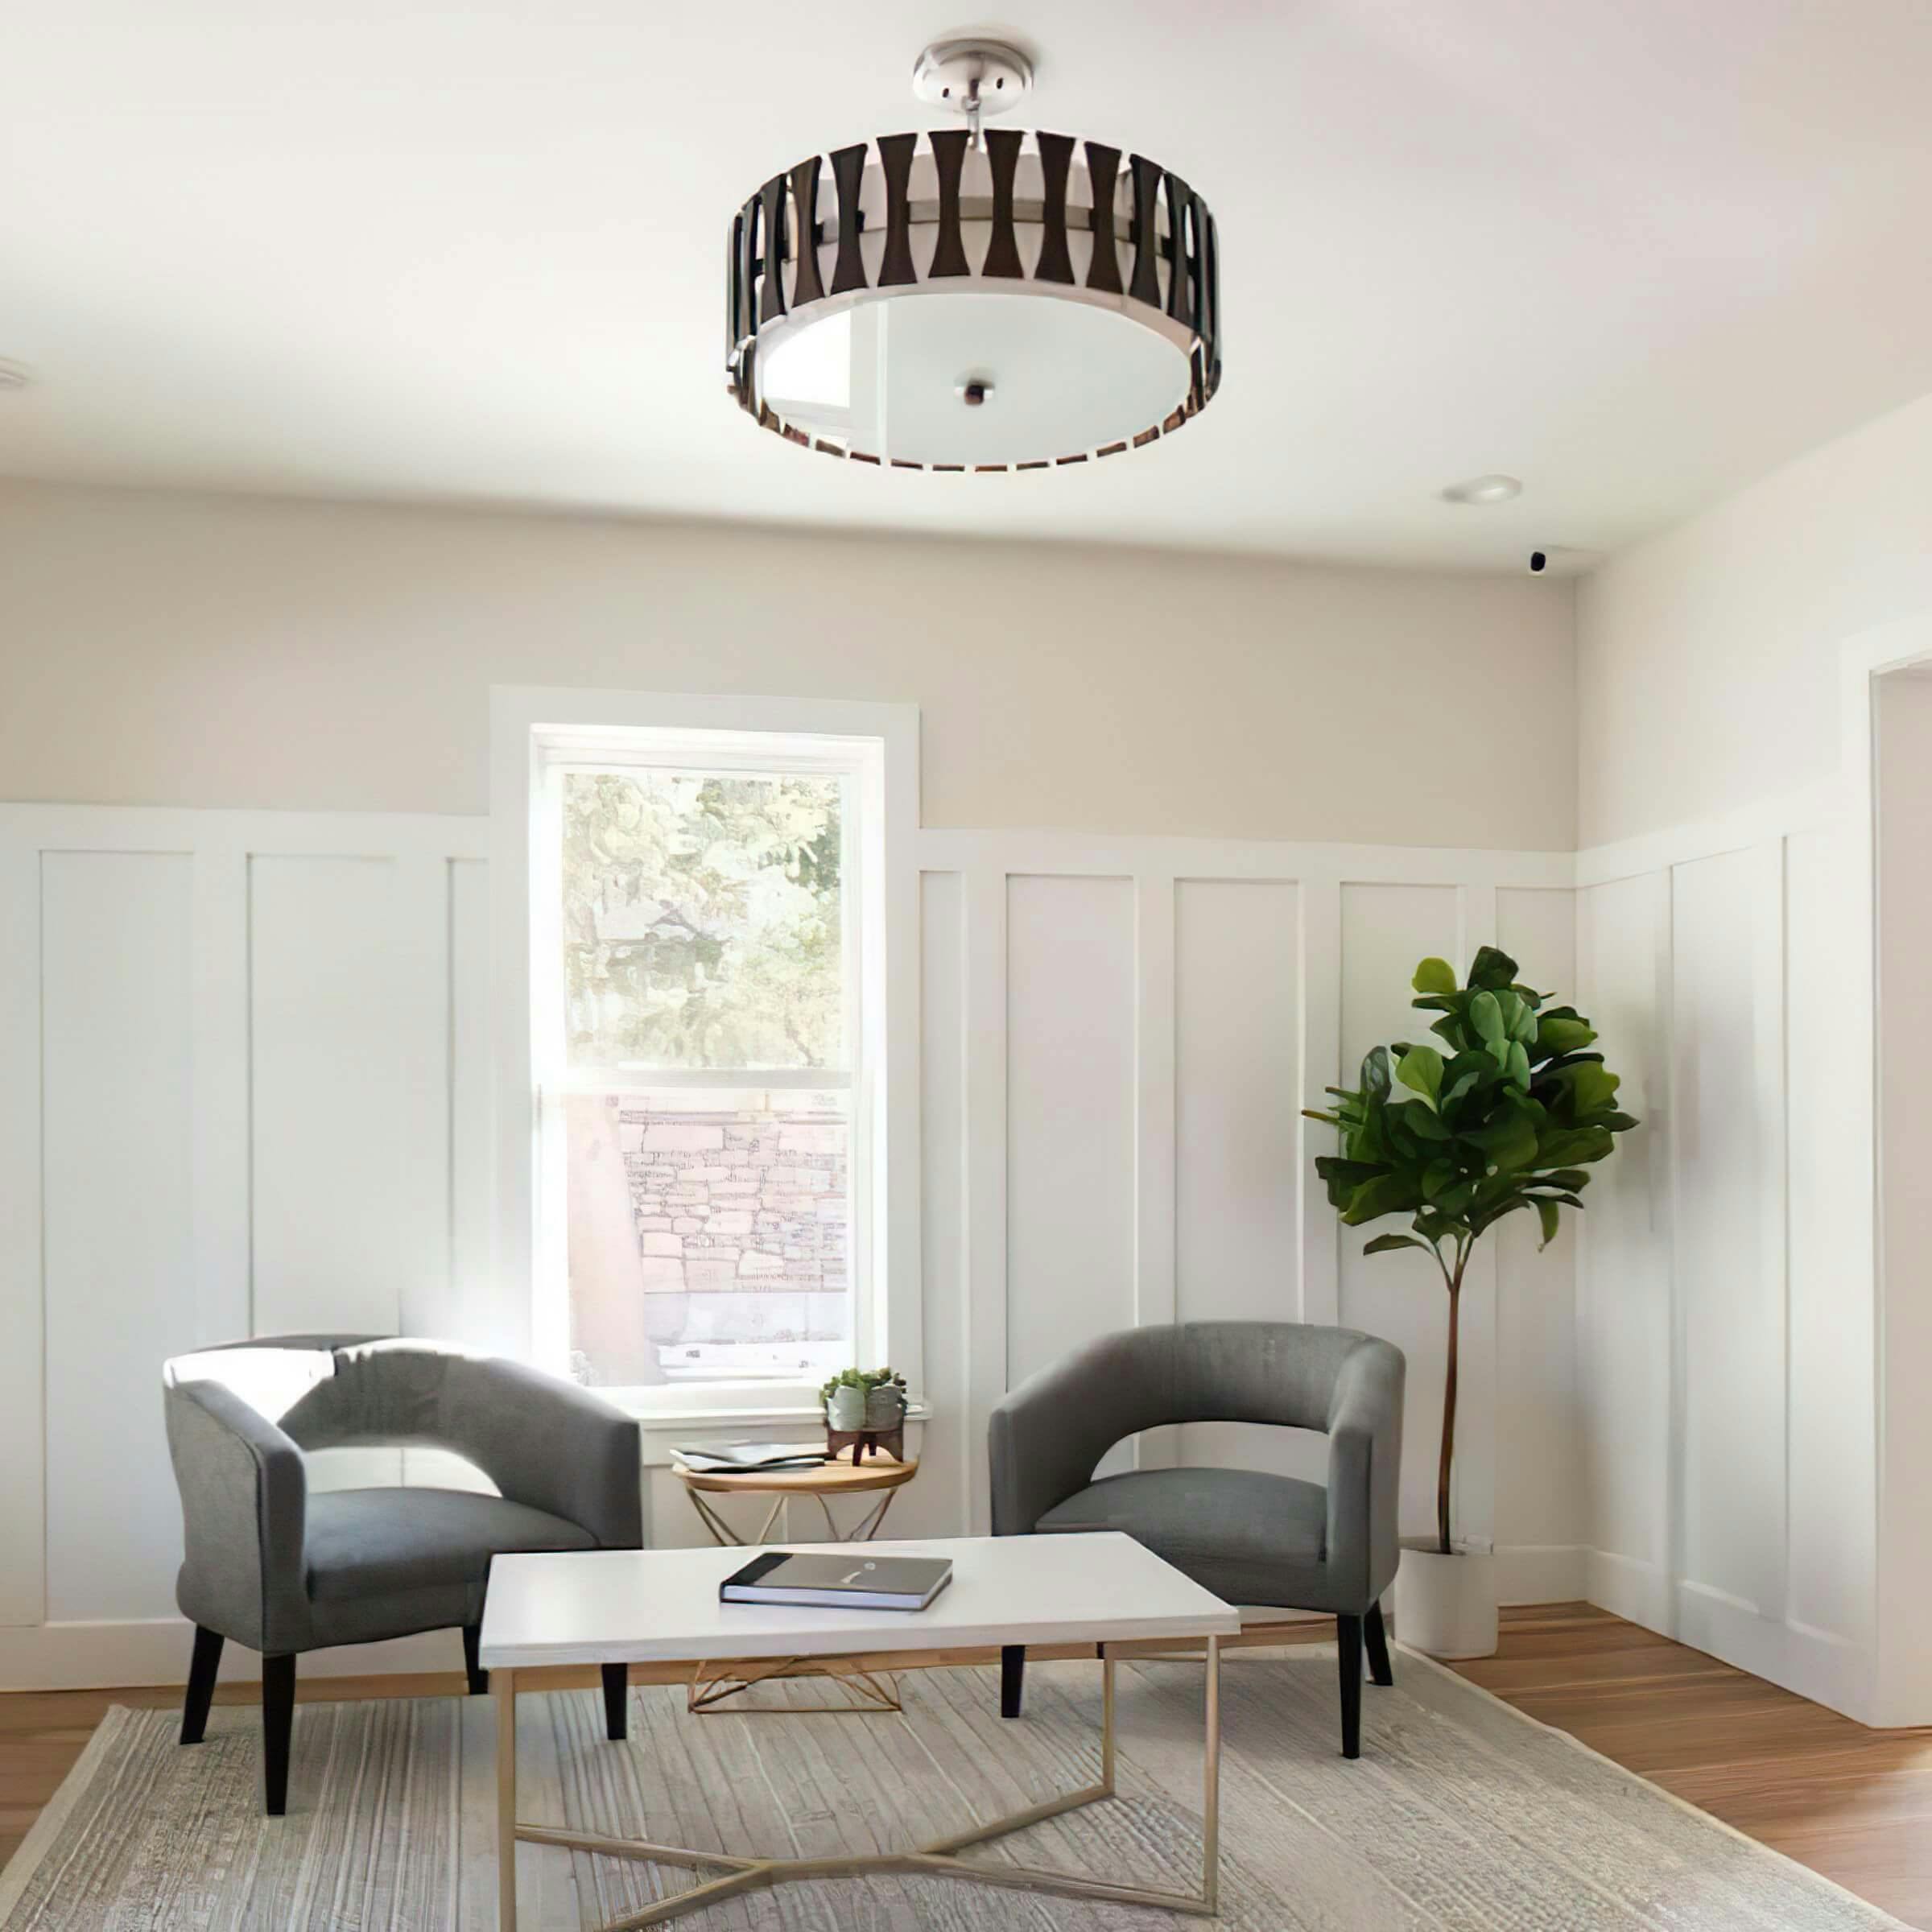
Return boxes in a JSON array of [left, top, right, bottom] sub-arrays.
[[481, 1531, 1239, 1930]]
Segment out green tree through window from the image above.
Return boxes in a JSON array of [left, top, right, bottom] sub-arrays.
[[561, 770, 844, 1071]]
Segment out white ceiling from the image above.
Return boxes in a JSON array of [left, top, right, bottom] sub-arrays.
[[3, 2, 1930, 570]]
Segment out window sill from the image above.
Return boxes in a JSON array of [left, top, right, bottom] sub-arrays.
[[622, 1400, 929, 1468]]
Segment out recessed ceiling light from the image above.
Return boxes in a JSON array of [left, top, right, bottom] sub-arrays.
[[1441, 473, 1521, 506], [0, 359, 34, 392]]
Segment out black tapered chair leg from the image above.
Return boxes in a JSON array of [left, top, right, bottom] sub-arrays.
[[1000, 1645, 1026, 1719], [461, 1623, 489, 1696], [1337, 1615, 1364, 1759], [180, 1625, 224, 1745], [1364, 1600, 1394, 1687], [262, 1653, 296, 1815], [601, 1662, 629, 1740]]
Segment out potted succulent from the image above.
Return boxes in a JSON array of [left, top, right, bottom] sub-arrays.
[[820, 1365, 907, 1433], [1305, 947, 1637, 1657]]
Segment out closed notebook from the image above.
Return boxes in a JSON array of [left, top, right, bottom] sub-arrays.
[[718, 1551, 953, 1612]]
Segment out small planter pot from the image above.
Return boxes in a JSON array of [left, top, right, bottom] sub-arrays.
[[825, 1385, 868, 1432], [1391, 1537, 1498, 1659], [865, 1387, 907, 1430]]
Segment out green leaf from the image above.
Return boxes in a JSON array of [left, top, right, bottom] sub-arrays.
[[1557, 1062, 1621, 1114], [1470, 991, 1505, 1046], [1467, 1107, 1541, 1174], [1506, 1038, 1532, 1088], [1536, 1125, 1616, 1166], [1396, 1044, 1445, 1107], [1340, 1172, 1423, 1224], [1530, 1167, 1592, 1192], [1363, 1233, 1433, 1257], [1536, 1015, 1598, 1056], [1411, 956, 1458, 997], [1468, 945, 1520, 990], [1535, 1198, 1563, 1248]]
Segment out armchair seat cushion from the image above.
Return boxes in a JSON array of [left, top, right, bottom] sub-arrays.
[[1038, 1466, 1342, 1612], [304, 1488, 595, 1604]]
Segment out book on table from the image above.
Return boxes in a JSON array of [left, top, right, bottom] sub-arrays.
[[672, 1442, 829, 1473], [719, 1551, 953, 1612]]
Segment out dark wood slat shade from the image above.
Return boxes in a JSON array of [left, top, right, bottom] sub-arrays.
[[927, 129, 971, 277], [727, 123, 1221, 467], [876, 133, 919, 286], [1083, 142, 1123, 293], [788, 156, 824, 308], [1128, 155, 1162, 309], [1163, 171, 1193, 325], [980, 129, 1024, 278], [728, 212, 745, 361], [1033, 133, 1075, 284], [828, 143, 869, 295], [758, 175, 788, 324], [737, 196, 761, 353]]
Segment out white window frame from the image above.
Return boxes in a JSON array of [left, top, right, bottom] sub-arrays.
[[491, 687, 921, 1423]]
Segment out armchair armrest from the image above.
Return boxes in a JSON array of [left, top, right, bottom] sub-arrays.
[[1323, 1337, 1406, 1608], [989, 1335, 1152, 1535], [163, 1377, 309, 1653], [440, 1358, 643, 1548]]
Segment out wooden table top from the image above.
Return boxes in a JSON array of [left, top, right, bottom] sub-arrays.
[[670, 1454, 919, 1496]]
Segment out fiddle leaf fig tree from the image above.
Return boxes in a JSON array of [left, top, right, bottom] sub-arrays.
[[1305, 946, 1637, 1557]]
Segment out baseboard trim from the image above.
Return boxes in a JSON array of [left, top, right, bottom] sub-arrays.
[[0, 1620, 464, 1693], [1581, 1547, 1875, 1724]]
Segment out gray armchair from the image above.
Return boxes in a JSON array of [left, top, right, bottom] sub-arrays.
[[163, 1335, 642, 1813], [989, 1319, 1404, 1758]]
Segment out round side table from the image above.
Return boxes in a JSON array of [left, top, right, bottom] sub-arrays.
[[671, 1453, 919, 1548], [668, 1455, 923, 1715]]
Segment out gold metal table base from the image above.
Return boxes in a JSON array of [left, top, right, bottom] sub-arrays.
[[495, 1636, 1222, 1930], [686, 1653, 901, 1715]]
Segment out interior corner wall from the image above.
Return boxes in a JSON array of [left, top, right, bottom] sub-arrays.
[[0, 478, 1574, 849]]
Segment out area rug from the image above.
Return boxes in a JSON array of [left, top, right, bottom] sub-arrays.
[[0, 1648, 1905, 1930]]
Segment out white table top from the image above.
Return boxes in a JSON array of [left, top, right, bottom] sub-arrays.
[[478, 1533, 1239, 1670]]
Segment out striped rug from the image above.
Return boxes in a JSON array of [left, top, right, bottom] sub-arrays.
[[0, 1649, 1904, 1930]]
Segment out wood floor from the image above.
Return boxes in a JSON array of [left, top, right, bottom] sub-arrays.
[[3, 1604, 1929, 1925]]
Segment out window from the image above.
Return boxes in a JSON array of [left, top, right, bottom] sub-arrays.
[[518, 712, 899, 1413]]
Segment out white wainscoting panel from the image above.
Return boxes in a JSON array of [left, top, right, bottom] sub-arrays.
[[1575, 787, 1876, 1720], [42, 852, 196, 1623], [1575, 869, 1674, 1629], [1672, 848, 1787, 1628], [1003, 875, 1138, 1393]]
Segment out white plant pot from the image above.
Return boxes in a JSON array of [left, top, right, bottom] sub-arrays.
[[1391, 1538, 1498, 1659]]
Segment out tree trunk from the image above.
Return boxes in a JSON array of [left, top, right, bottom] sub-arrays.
[[1437, 1269, 1463, 1556]]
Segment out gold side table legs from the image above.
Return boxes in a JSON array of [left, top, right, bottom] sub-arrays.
[[497, 1637, 1224, 1930], [682, 1481, 902, 1547], [687, 1653, 902, 1715]]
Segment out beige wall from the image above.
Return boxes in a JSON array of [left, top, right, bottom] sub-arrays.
[[0, 480, 1575, 848], [1579, 390, 1932, 847]]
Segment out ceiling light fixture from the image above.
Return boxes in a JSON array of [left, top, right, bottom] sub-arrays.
[[1440, 473, 1522, 506], [725, 38, 1221, 471]]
